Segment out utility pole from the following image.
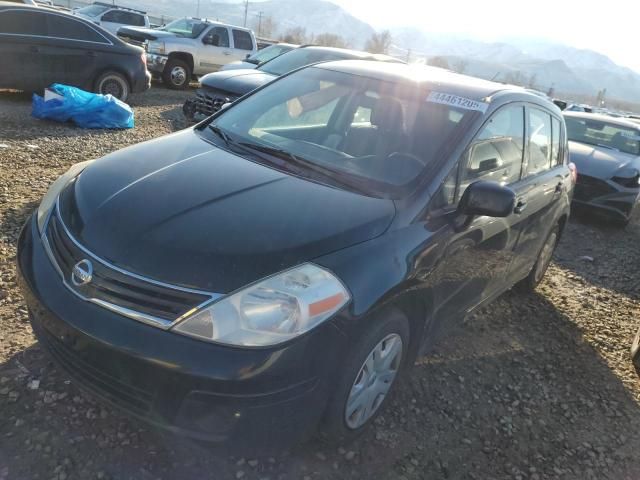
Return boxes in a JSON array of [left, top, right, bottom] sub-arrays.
[[243, 0, 249, 27], [257, 11, 263, 36], [196, 0, 200, 17], [405, 48, 411, 63]]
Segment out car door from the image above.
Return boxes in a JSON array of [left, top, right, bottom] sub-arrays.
[[507, 107, 567, 280], [199, 26, 232, 72], [38, 13, 107, 90], [426, 104, 529, 322], [230, 28, 255, 61], [0, 8, 48, 90]]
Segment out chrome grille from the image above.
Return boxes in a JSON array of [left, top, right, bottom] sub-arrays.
[[194, 90, 233, 117], [43, 207, 214, 328]]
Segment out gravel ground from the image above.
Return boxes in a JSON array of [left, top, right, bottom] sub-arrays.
[[1, 86, 639, 480]]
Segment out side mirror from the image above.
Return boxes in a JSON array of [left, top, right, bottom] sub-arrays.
[[477, 157, 498, 173], [458, 180, 515, 218], [245, 53, 251, 59]]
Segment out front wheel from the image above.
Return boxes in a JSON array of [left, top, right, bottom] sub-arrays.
[[516, 224, 560, 292], [319, 307, 410, 444], [94, 71, 130, 102], [162, 59, 191, 90]]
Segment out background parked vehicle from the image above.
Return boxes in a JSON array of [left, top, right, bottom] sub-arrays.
[[183, 45, 404, 120], [118, 17, 257, 89], [74, 2, 149, 35], [18, 60, 573, 448], [220, 42, 298, 71], [0, 2, 150, 101], [564, 112, 640, 226]]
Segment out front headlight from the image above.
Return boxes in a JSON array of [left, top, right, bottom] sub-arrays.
[[148, 41, 166, 55], [172, 263, 350, 347], [36, 160, 92, 233]]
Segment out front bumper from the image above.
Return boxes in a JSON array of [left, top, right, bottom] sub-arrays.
[[132, 69, 152, 93], [183, 88, 237, 121], [17, 214, 346, 447], [146, 53, 168, 74], [572, 179, 639, 221]]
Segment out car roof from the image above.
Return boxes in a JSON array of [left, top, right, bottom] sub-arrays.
[[563, 111, 640, 130], [183, 16, 253, 32], [298, 45, 403, 64], [314, 60, 529, 101]]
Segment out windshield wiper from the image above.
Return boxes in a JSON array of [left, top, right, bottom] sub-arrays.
[[237, 141, 369, 194], [208, 124, 232, 146]]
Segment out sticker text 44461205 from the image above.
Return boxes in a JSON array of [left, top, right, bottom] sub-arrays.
[[427, 92, 489, 113]]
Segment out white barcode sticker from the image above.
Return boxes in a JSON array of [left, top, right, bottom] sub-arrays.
[[427, 92, 488, 113]]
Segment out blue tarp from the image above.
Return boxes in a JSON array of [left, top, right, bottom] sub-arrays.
[[32, 84, 134, 129]]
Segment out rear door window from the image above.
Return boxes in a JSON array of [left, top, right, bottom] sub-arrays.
[[526, 108, 552, 176], [0, 10, 47, 35], [47, 14, 109, 43], [102, 10, 143, 26], [232, 29, 253, 50]]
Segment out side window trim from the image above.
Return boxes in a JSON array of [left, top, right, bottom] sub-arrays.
[[0, 9, 113, 45]]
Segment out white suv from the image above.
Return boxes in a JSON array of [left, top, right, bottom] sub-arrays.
[[74, 2, 149, 35]]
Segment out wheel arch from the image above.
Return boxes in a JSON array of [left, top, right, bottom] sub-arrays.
[[167, 52, 194, 75]]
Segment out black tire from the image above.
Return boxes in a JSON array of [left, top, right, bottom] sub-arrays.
[[162, 59, 191, 90], [318, 307, 410, 444], [94, 71, 130, 102], [516, 224, 560, 292]]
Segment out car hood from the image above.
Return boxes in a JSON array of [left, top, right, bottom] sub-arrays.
[[568, 141, 640, 179], [220, 61, 258, 72], [60, 129, 395, 293], [200, 69, 276, 96], [117, 26, 176, 41]]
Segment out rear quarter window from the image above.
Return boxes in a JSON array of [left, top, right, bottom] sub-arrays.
[[47, 14, 109, 43]]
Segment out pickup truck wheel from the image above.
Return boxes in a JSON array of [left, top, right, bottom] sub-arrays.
[[163, 59, 190, 90], [94, 71, 129, 102]]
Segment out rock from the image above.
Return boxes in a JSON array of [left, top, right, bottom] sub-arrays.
[[345, 451, 356, 461]]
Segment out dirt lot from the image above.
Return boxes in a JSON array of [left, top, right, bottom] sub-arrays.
[[1, 86, 639, 480]]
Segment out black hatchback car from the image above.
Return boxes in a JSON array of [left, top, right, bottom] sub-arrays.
[[17, 61, 574, 448], [0, 2, 150, 101]]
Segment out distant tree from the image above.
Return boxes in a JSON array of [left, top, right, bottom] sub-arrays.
[[503, 71, 528, 86], [313, 33, 348, 48], [427, 56, 449, 69], [527, 73, 538, 90], [451, 58, 469, 74], [281, 27, 307, 44], [364, 30, 392, 54], [253, 15, 277, 38]]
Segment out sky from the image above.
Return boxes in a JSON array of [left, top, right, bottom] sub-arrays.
[[331, 0, 640, 73]]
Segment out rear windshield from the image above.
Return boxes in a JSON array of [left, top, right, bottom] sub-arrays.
[[160, 18, 207, 38], [566, 116, 640, 155], [208, 67, 480, 198], [259, 48, 358, 76], [75, 5, 109, 17], [248, 44, 294, 65]]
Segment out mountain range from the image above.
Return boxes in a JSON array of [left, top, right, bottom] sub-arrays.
[[125, 0, 640, 104]]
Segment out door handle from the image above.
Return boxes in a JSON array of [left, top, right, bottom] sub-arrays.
[[514, 200, 527, 214], [554, 182, 564, 194]]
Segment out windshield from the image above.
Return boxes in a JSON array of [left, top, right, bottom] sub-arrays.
[[75, 4, 109, 17], [566, 116, 640, 155], [248, 44, 295, 65], [161, 18, 207, 38], [208, 67, 479, 197], [258, 48, 359, 76]]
